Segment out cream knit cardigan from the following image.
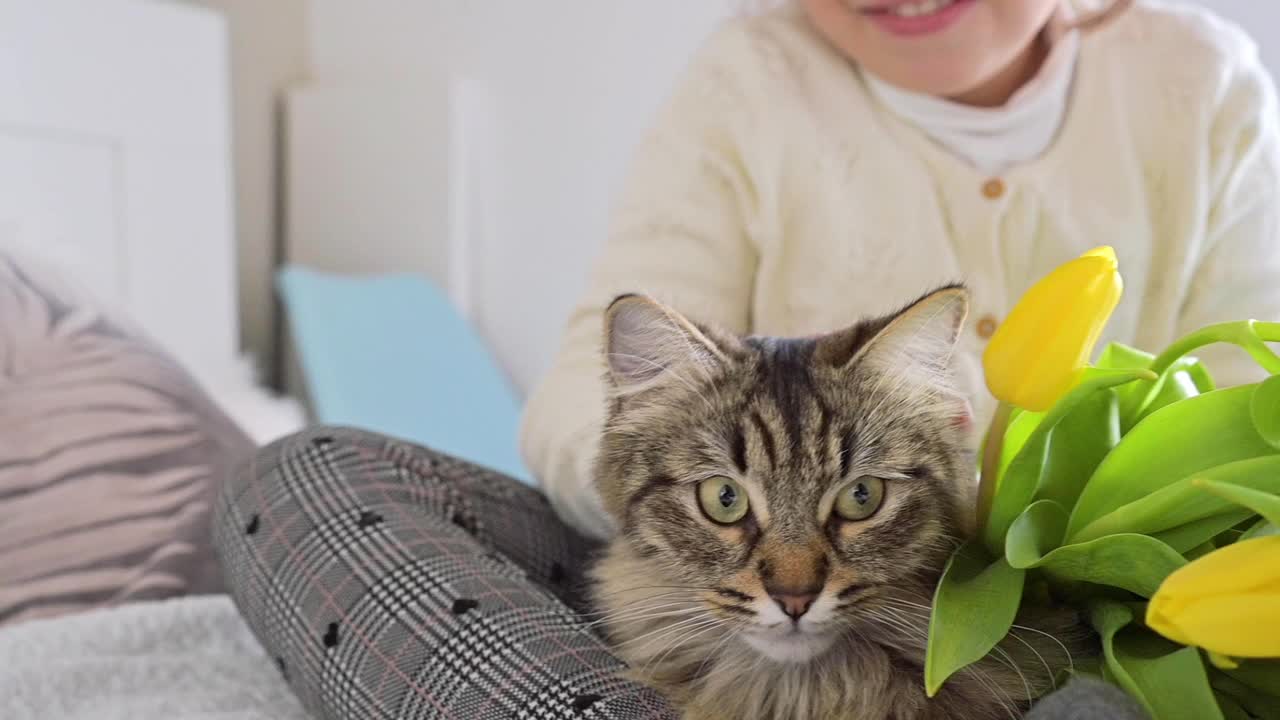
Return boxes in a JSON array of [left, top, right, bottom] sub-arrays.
[[521, 1, 1280, 539]]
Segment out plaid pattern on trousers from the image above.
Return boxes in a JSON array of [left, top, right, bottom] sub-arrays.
[[213, 427, 678, 720]]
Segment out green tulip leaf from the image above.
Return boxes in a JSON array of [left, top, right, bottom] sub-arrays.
[[1070, 456, 1280, 545], [1096, 342, 1215, 431], [1005, 500, 1068, 569], [1194, 479, 1280, 527], [1242, 518, 1280, 541], [1215, 693, 1253, 720], [1035, 388, 1121, 512], [1223, 660, 1280, 698], [1068, 385, 1275, 539], [1096, 342, 1155, 371], [1251, 374, 1280, 450], [925, 542, 1025, 696], [999, 408, 1043, 479], [1014, 533, 1184, 598], [1211, 669, 1280, 720], [1152, 512, 1256, 554], [1091, 602, 1143, 707], [985, 368, 1154, 553], [1113, 630, 1225, 720]]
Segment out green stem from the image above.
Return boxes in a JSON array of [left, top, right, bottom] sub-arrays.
[[976, 401, 1013, 538], [1138, 321, 1280, 416], [1149, 321, 1280, 378]]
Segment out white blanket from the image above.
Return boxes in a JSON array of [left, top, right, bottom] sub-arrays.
[[0, 595, 311, 720]]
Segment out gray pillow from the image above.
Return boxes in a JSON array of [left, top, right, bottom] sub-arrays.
[[0, 252, 254, 626]]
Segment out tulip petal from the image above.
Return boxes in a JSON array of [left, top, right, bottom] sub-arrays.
[[1148, 537, 1280, 658], [984, 248, 1123, 411], [1210, 652, 1241, 670], [1156, 536, 1280, 596], [1149, 593, 1280, 658], [1082, 246, 1119, 264]]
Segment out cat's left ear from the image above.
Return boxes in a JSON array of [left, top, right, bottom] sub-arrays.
[[841, 285, 971, 411], [603, 294, 731, 393]]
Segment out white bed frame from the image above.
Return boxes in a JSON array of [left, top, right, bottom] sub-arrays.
[[0, 0, 238, 383]]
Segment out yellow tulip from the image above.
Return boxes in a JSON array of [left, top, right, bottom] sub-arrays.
[[983, 246, 1124, 412], [1146, 536, 1280, 659]]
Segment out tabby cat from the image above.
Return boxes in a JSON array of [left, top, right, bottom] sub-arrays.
[[590, 287, 1082, 720]]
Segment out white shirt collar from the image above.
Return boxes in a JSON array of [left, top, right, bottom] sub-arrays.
[[862, 24, 1080, 176]]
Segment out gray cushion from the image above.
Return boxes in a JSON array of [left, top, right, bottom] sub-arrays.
[[0, 252, 254, 626]]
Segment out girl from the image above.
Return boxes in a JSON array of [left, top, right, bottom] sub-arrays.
[[523, 0, 1280, 539]]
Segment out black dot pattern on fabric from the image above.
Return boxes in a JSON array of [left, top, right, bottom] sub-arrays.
[[276, 657, 287, 678], [357, 511, 383, 528], [548, 562, 566, 584], [451, 512, 471, 532], [312, 436, 333, 448], [323, 622, 339, 649], [451, 598, 479, 615], [571, 693, 603, 713], [245, 515, 260, 535]]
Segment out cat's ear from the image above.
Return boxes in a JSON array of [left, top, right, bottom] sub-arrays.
[[604, 294, 728, 392], [849, 285, 971, 405]]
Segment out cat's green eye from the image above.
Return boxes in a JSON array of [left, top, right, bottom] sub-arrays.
[[697, 476, 750, 525], [834, 476, 886, 521]]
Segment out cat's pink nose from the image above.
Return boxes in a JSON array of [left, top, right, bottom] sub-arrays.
[[771, 593, 817, 620]]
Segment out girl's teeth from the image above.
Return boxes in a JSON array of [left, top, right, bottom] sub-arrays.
[[893, 0, 954, 18]]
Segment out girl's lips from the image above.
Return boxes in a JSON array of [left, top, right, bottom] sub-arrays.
[[859, 0, 978, 38]]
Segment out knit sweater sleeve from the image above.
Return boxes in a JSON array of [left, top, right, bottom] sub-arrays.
[[1179, 32, 1280, 386], [519, 22, 762, 538]]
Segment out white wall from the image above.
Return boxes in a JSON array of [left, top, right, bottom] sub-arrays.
[[179, 0, 309, 384], [304, 1, 735, 394], [1197, 1, 1280, 75]]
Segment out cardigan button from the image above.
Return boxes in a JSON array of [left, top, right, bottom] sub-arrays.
[[981, 178, 1005, 199], [976, 315, 999, 340]]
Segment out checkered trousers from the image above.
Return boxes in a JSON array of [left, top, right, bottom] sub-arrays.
[[213, 427, 678, 720]]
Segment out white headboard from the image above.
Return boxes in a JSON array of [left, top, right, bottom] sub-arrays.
[[0, 0, 237, 383]]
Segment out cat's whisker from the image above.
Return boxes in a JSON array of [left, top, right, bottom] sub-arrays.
[[1009, 623, 1075, 676], [692, 626, 742, 679], [865, 608, 927, 649], [964, 665, 1020, 720], [592, 584, 719, 599], [643, 618, 727, 677], [635, 618, 725, 679], [586, 597, 702, 618], [1006, 628, 1056, 692], [990, 645, 1034, 706], [617, 613, 718, 653], [586, 604, 704, 630]]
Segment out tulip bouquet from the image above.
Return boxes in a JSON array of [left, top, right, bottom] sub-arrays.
[[924, 247, 1280, 719]]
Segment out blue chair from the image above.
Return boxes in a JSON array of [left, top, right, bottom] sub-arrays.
[[277, 266, 530, 483]]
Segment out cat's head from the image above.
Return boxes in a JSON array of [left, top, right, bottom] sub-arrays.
[[594, 287, 975, 665]]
